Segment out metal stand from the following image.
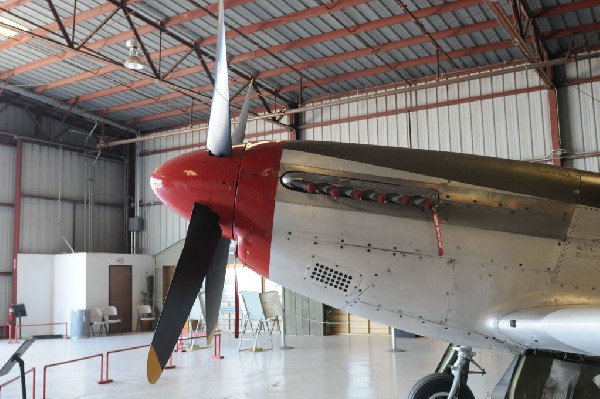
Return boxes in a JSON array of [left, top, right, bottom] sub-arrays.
[[279, 290, 292, 350], [0, 338, 35, 399], [385, 328, 405, 353], [17, 316, 22, 341]]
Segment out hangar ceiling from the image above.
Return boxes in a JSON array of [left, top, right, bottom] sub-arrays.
[[0, 0, 598, 142]]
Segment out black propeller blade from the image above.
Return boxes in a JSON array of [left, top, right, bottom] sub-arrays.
[[204, 237, 230, 344], [147, 202, 222, 384]]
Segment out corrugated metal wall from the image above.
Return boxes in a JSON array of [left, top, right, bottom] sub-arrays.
[[558, 58, 600, 172], [0, 145, 15, 272], [303, 70, 551, 161], [19, 143, 126, 254], [0, 102, 127, 320]]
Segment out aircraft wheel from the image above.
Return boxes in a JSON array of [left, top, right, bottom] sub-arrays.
[[408, 373, 475, 399]]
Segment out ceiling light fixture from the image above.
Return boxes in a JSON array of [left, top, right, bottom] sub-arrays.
[[123, 39, 144, 70]]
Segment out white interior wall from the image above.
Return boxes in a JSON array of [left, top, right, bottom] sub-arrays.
[[53, 253, 87, 336], [85, 253, 153, 332], [15, 252, 151, 336], [16, 254, 54, 336]]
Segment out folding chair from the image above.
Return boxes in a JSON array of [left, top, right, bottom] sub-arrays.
[[259, 291, 284, 338], [102, 306, 122, 335], [136, 305, 155, 331], [182, 294, 207, 350], [89, 308, 108, 336], [238, 291, 283, 351]]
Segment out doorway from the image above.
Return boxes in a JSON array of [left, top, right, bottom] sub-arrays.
[[162, 265, 176, 302], [109, 265, 132, 333]]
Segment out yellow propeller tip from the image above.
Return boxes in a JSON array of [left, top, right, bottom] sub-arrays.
[[147, 345, 163, 384]]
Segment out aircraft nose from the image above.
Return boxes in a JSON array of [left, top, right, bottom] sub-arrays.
[[150, 146, 245, 239]]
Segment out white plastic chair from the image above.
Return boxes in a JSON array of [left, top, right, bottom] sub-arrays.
[[184, 294, 207, 349], [89, 308, 108, 336], [102, 306, 122, 334], [136, 305, 155, 331], [238, 291, 283, 351], [260, 291, 284, 334]]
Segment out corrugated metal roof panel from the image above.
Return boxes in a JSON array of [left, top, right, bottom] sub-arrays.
[[0, 0, 595, 133]]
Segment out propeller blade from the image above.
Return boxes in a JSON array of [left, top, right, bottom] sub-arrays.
[[204, 237, 230, 344], [147, 203, 222, 384], [232, 83, 253, 145], [206, 0, 231, 156]]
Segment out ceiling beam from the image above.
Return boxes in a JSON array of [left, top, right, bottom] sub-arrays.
[[0, 1, 144, 53], [532, 0, 598, 18], [394, 0, 460, 70], [62, 0, 484, 105], [483, 0, 553, 88], [38, 0, 376, 95], [0, 19, 216, 107], [104, 0, 287, 102], [124, 40, 518, 126], [100, 19, 499, 117], [119, 51, 595, 137], [45, 0, 74, 48], [0, 0, 286, 102], [0, 0, 34, 12], [130, 26, 600, 130], [1, 79, 136, 135]]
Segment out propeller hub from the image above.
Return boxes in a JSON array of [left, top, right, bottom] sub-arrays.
[[150, 146, 244, 239]]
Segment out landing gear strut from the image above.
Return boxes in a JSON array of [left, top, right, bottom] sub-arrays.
[[408, 344, 485, 399]]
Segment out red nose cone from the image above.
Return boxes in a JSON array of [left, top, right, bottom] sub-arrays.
[[150, 146, 245, 239]]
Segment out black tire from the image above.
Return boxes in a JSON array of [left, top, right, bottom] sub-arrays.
[[408, 373, 475, 399]]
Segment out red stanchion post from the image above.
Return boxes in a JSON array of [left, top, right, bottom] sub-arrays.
[[6, 323, 18, 344], [42, 354, 104, 399], [0, 367, 36, 399], [164, 354, 176, 370], [212, 334, 224, 359], [103, 344, 150, 383]]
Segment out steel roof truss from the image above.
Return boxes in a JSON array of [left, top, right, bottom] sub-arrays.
[[483, 0, 553, 88], [162, 47, 194, 81], [194, 46, 214, 86], [18, 97, 48, 140], [45, 0, 74, 48], [76, 5, 121, 50]]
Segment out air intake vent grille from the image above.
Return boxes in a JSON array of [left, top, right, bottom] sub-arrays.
[[310, 263, 352, 293]]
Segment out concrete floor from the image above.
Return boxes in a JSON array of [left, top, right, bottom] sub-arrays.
[[1, 332, 514, 398]]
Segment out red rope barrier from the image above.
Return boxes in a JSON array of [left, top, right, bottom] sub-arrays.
[[14, 322, 68, 340], [42, 354, 104, 399], [0, 367, 35, 399], [4, 324, 17, 344], [103, 344, 150, 383]]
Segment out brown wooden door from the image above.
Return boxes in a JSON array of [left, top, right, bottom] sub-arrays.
[[162, 266, 176, 302], [109, 265, 132, 333]]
